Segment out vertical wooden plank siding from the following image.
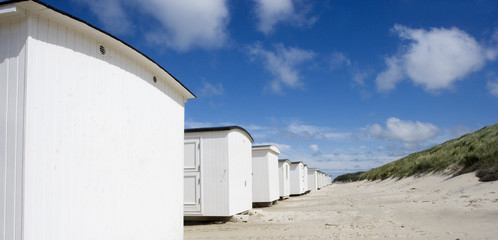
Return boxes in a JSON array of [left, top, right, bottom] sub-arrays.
[[19, 10, 185, 240], [252, 146, 279, 203], [278, 160, 290, 198], [0, 16, 27, 240], [251, 150, 270, 202], [227, 130, 252, 215]]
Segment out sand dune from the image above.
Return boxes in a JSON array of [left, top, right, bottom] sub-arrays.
[[184, 172, 498, 239]]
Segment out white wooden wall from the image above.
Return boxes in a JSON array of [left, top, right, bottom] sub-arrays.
[[307, 169, 317, 191], [278, 161, 290, 198], [185, 129, 252, 217], [252, 148, 279, 203], [303, 165, 308, 193], [0, 16, 27, 240], [228, 130, 252, 215], [185, 131, 230, 217], [289, 163, 304, 195], [1, 7, 187, 239]]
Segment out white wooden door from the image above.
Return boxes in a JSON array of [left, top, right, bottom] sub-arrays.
[[184, 138, 201, 212]]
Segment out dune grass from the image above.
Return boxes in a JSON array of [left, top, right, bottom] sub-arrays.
[[334, 122, 498, 182]]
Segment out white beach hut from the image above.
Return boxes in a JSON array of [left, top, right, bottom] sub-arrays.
[[0, 1, 195, 239], [307, 168, 318, 191], [278, 159, 291, 199], [252, 145, 280, 207], [184, 126, 254, 220], [289, 161, 306, 195], [303, 164, 309, 194], [317, 171, 323, 189]]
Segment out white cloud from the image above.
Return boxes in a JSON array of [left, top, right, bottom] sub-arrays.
[[199, 80, 224, 96], [376, 24, 494, 92], [286, 122, 350, 140], [330, 51, 351, 70], [252, 0, 316, 34], [366, 117, 441, 143], [185, 120, 215, 129], [73, 0, 132, 35], [76, 0, 229, 51], [249, 43, 315, 93], [310, 144, 319, 151], [487, 80, 498, 97], [375, 56, 403, 92], [143, 0, 229, 51]]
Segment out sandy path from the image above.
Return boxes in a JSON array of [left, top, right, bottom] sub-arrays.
[[184, 173, 498, 239]]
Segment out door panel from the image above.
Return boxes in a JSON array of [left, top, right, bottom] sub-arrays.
[[184, 172, 201, 212], [184, 138, 201, 212], [184, 139, 199, 170]]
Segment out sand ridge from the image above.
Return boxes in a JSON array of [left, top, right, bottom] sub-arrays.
[[184, 172, 498, 239]]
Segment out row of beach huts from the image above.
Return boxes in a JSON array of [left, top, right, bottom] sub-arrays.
[[184, 126, 332, 221], [0, 1, 330, 239]]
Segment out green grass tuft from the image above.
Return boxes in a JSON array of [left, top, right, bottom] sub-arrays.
[[334, 122, 498, 182]]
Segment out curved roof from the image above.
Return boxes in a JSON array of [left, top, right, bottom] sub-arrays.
[[252, 145, 280, 154], [1, 0, 195, 99], [290, 161, 304, 165], [278, 159, 291, 164], [185, 126, 254, 143]]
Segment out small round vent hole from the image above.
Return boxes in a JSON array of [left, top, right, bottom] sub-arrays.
[[99, 45, 106, 55], [153, 76, 157, 83]]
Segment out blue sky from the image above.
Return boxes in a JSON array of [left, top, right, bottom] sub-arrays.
[[35, 0, 498, 178]]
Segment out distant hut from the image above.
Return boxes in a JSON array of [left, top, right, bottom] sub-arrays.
[[278, 159, 291, 199], [184, 126, 254, 220], [307, 168, 318, 191], [290, 162, 307, 195], [252, 145, 280, 207], [303, 164, 309, 194]]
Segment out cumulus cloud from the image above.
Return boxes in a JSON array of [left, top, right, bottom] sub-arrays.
[[487, 80, 498, 97], [75, 0, 229, 51], [310, 144, 319, 151], [199, 80, 224, 96], [376, 24, 495, 92], [248, 43, 315, 93], [330, 51, 351, 70], [375, 56, 403, 92], [285, 122, 350, 140], [253, 0, 316, 34], [73, 0, 132, 35], [366, 117, 441, 143], [185, 120, 215, 129]]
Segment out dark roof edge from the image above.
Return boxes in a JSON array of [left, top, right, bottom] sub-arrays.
[[253, 145, 272, 148], [290, 161, 304, 165], [2, 0, 196, 98], [185, 126, 254, 143]]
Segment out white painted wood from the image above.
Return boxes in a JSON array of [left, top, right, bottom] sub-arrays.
[[184, 138, 201, 213], [1, 1, 194, 239], [0, 15, 27, 240], [251, 145, 280, 204], [289, 162, 306, 195], [278, 159, 291, 199], [184, 127, 253, 217], [307, 168, 318, 191], [303, 165, 309, 193]]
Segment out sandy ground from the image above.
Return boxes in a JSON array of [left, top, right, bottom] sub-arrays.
[[184, 172, 498, 239]]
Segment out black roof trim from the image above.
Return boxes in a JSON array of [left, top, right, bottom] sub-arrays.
[[185, 126, 254, 142], [252, 145, 272, 148], [1, 0, 196, 98], [290, 161, 304, 165]]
